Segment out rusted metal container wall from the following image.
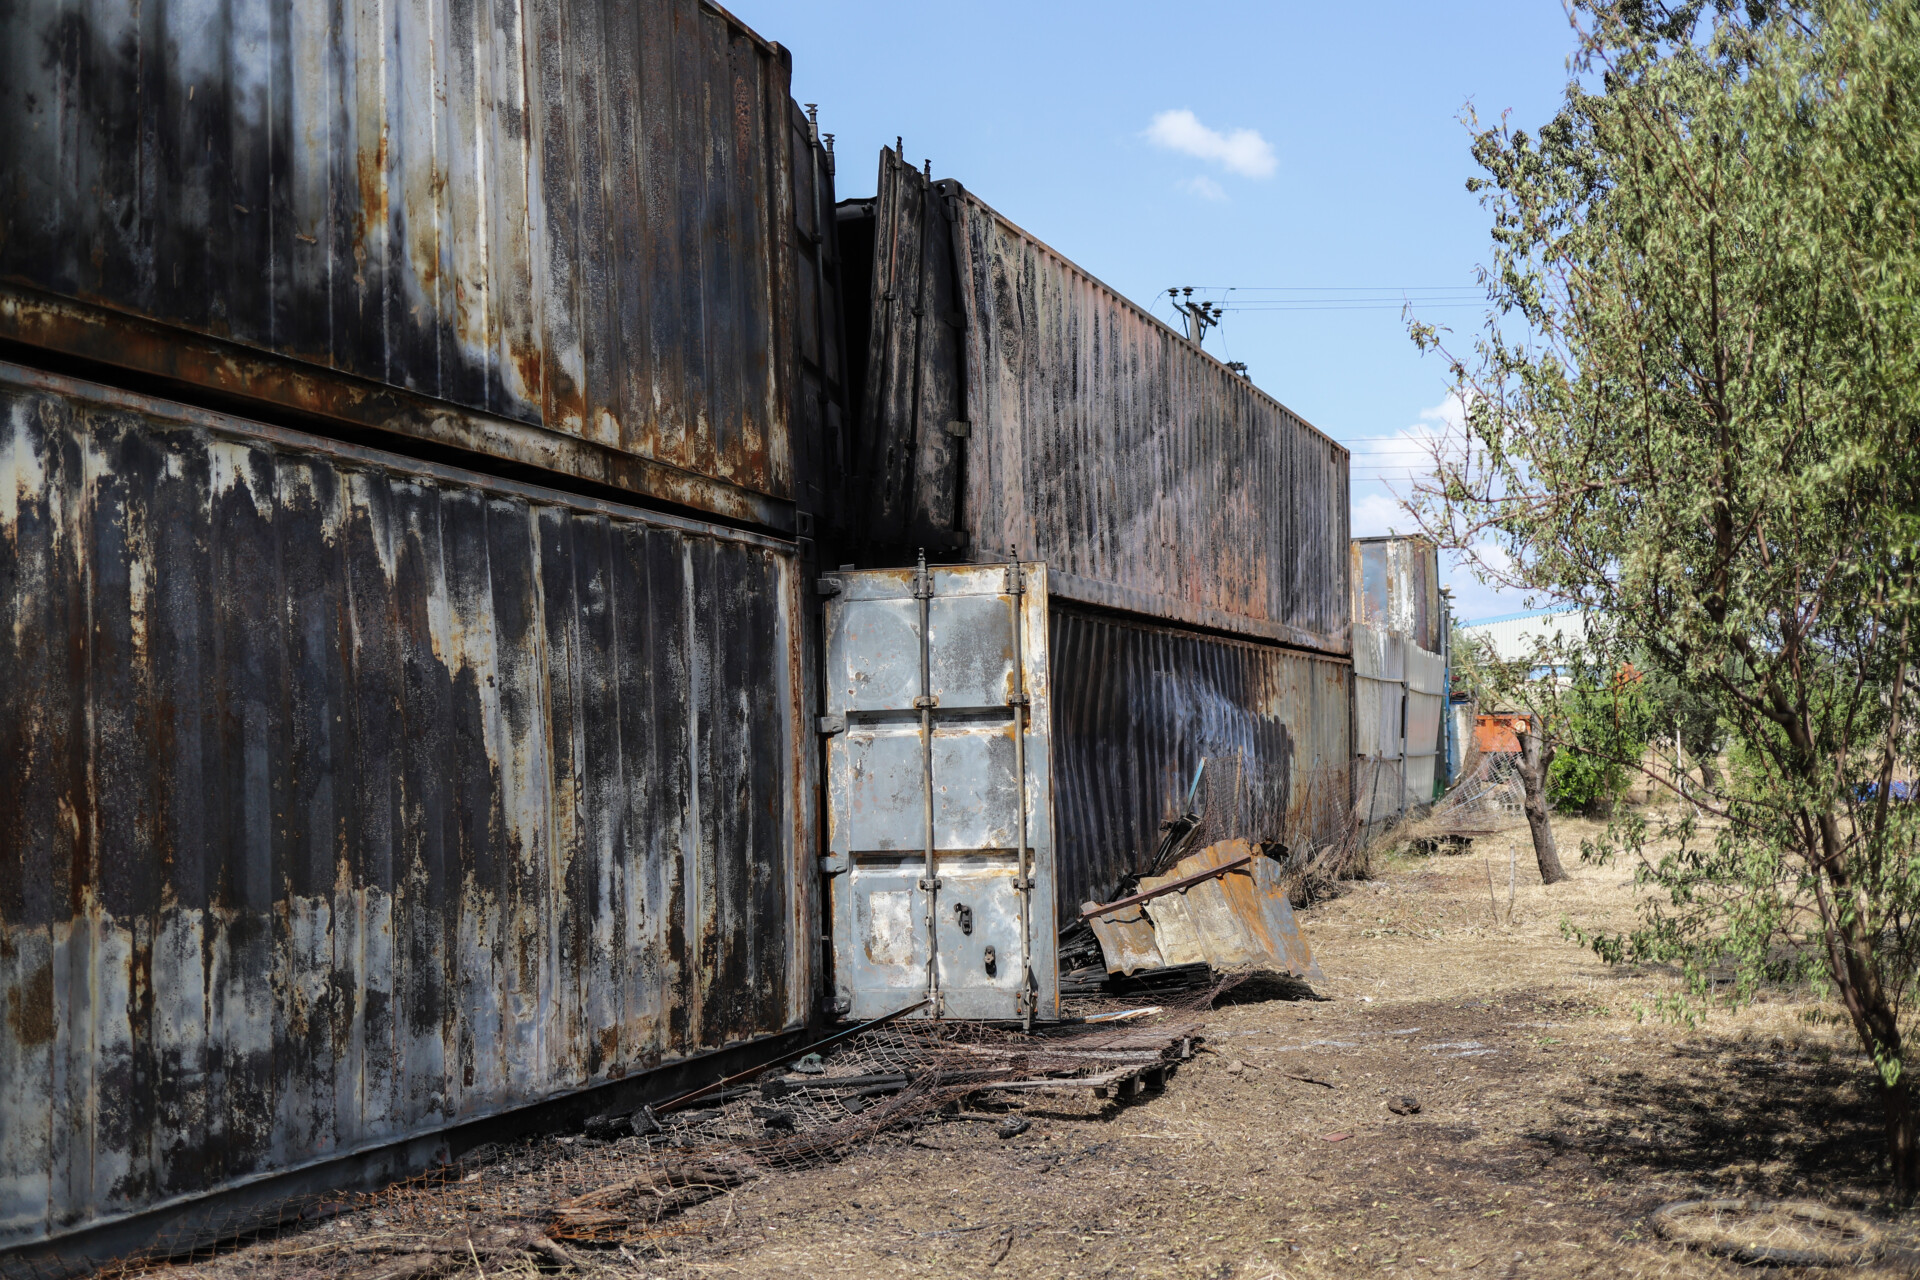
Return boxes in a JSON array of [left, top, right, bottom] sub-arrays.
[[839, 151, 1351, 653], [1352, 537, 1439, 653], [1047, 606, 1351, 922], [787, 107, 852, 535], [0, 363, 811, 1253], [1352, 537, 1446, 821], [1352, 624, 1406, 827], [0, 0, 827, 529]]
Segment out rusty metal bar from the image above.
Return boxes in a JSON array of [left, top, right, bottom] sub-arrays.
[[1079, 854, 1256, 920], [914, 550, 942, 1015], [1006, 554, 1034, 1031]]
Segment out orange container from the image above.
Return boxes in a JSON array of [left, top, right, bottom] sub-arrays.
[[1474, 713, 1528, 754]]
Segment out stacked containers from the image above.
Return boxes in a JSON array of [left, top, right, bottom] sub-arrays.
[[835, 150, 1353, 919], [0, 0, 849, 532], [0, 0, 843, 1265], [1350, 536, 1448, 827]]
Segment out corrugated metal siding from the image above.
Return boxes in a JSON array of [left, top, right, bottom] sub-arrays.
[[1351, 545, 1447, 822], [787, 105, 853, 535], [1351, 623, 1405, 826], [1047, 606, 1351, 923], [0, 363, 811, 1251], [0, 0, 822, 524], [839, 151, 1350, 653]]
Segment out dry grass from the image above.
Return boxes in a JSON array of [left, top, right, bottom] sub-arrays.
[[135, 810, 1918, 1279]]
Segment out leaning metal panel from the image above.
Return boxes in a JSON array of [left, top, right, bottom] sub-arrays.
[[822, 563, 1058, 1022]]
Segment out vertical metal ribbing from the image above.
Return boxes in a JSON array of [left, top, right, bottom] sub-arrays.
[[914, 549, 941, 1014], [1005, 554, 1034, 1031]]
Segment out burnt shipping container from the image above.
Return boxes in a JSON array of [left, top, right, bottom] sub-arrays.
[[0, 0, 848, 533], [1351, 537, 1448, 823], [0, 362, 815, 1266], [1048, 606, 1352, 920], [835, 149, 1351, 655]]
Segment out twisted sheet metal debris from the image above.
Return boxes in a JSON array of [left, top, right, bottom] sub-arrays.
[[1081, 841, 1322, 980]]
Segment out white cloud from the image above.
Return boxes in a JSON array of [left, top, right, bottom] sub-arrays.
[[1181, 175, 1228, 202], [1347, 392, 1470, 490], [1347, 394, 1534, 621], [1351, 490, 1415, 539], [1145, 109, 1277, 179]]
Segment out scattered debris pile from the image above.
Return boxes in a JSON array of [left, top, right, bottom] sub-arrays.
[[1058, 755, 1346, 995], [96, 994, 1232, 1278], [1404, 748, 1526, 855]]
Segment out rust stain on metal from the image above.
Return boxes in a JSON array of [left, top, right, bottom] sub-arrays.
[[0, 362, 813, 1253], [1047, 606, 1351, 923], [840, 150, 1350, 653], [0, 0, 841, 522], [0, 288, 799, 533], [1136, 841, 1320, 978]]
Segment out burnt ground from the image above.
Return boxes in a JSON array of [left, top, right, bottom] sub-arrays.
[[138, 815, 1916, 1279]]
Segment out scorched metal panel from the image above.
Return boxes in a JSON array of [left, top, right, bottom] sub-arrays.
[[1352, 537, 1441, 653], [837, 149, 1350, 653], [1047, 606, 1352, 925], [821, 562, 1058, 1023], [0, 362, 812, 1253], [0, 0, 836, 527]]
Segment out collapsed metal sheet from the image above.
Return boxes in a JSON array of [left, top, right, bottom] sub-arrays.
[[0, 0, 845, 525], [837, 150, 1350, 652], [821, 564, 1059, 1022], [1085, 841, 1319, 979], [1048, 606, 1352, 925], [0, 363, 812, 1253], [1081, 904, 1162, 978]]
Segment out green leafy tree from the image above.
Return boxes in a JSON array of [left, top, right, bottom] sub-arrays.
[[1639, 659, 1726, 791], [1546, 671, 1654, 814], [1411, 0, 1920, 1186]]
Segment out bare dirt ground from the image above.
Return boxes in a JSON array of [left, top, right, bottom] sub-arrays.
[[143, 813, 1915, 1279]]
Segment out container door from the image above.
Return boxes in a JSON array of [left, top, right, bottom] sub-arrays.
[[822, 560, 1058, 1022]]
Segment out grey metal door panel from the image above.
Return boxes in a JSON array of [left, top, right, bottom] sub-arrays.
[[824, 562, 1059, 1022]]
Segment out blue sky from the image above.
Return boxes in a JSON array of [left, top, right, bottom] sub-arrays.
[[732, 0, 1583, 622]]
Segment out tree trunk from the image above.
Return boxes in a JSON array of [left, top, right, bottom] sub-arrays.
[[1515, 716, 1570, 885], [1887, 1076, 1920, 1198]]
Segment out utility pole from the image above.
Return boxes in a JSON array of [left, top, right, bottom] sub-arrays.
[[1167, 287, 1224, 347]]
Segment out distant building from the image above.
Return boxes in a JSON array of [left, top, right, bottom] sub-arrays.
[[1459, 607, 1590, 667]]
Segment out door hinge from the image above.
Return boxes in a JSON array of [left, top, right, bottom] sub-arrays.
[[820, 852, 850, 875], [817, 714, 845, 735], [815, 576, 843, 597], [944, 418, 971, 439]]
